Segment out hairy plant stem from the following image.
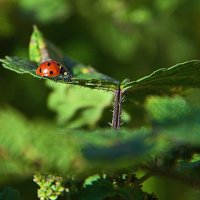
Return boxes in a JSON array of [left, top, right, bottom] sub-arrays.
[[111, 86, 123, 130]]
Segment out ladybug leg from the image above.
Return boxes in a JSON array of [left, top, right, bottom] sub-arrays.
[[54, 76, 59, 82], [66, 75, 72, 82], [60, 73, 67, 81], [61, 74, 65, 81], [63, 72, 72, 82]]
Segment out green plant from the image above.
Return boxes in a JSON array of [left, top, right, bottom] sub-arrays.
[[1, 26, 200, 199]]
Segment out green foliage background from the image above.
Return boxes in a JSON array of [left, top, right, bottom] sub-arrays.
[[1, 0, 200, 199]]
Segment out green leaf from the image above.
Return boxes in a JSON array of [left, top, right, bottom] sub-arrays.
[[29, 25, 63, 63], [145, 96, 190, 124], [0, 107, 164, 178], [29, 26, 116, 81], [122, 60, 200, 99], [0, 56, 38, 77], [2, 97, 200, 180], [82, 129, 154, 164], [47, 81, 113, 128], [79, 179, 115, 200], [0, 187, 21, 200], [0, 26, 119, 91], [144, 96, 200, 183], [29, 25, 48, 63], [83, 174, 101, 186], [28, 25, 119, 91], [145, 96, 200, 145], [0, 56, 118, 90], [80, 178, 150, 200]]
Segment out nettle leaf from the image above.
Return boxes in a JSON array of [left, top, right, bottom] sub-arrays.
[[145, 96, 190, 124], [122, 60, 200, 101], [29, 25, 63, 63], [0, 56, 38, 77], [145, 96, 200, 145], [46, 81, 113, 128], [80, 178, 148, 200], [28, 25, 119, 91], [2, 26, 200, 94], [82, 129, 154, 164], [0, 107, 166, 178], [0, 26, 118, 91], [29, 25, 45, 63], [83, 174, 101, 186], [0, 55, 118, 91], [79, 179, 115, 200]]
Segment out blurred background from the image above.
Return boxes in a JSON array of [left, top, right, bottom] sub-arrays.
[[0, 0, 200, 199]]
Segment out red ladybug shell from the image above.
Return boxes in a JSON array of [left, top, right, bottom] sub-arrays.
[[36, 60, 66, 77]]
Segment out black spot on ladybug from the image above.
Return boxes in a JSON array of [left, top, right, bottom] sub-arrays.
[[47, 63, 51, 66], [50, 71, 53, 74], [39, 68, 42, 73]]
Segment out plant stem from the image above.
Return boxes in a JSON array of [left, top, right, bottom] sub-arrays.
[[141, 165, 200, 189], [136, 172, 152, 185], [111, 86, 123, 130]]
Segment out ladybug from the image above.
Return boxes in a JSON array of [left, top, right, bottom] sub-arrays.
[[36, 60, 72, 80]]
